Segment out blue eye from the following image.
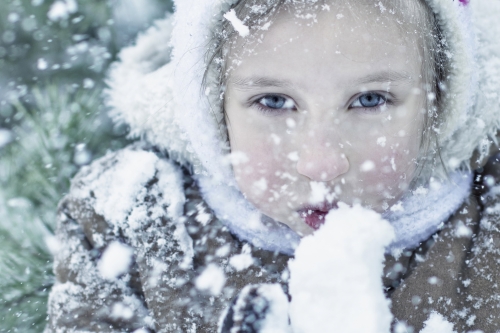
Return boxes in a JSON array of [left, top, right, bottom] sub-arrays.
[[258, 95, 295, 110], [351, 92, 386, 108]]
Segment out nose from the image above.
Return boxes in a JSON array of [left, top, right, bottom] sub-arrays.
[[296, 139, 349, 182]]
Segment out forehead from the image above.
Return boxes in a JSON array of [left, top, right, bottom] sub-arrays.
[[227, 2, 422, 84]]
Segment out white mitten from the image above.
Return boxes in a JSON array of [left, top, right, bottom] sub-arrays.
[[219, 283, 291, 333], [288, 204, 395, 333]]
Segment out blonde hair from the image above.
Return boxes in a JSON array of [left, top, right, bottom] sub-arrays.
[[204, 0, 449, 184]]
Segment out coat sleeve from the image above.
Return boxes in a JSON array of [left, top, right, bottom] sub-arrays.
[[44, 146, 227, 333], [44, 148, 160, 333], [44, 195, 154, 333]]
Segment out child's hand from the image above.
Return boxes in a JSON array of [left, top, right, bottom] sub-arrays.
[[219, 283, 290, 333], [288, 204, 394, 333]]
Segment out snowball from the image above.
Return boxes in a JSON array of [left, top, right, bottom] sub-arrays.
[[253, 178, 268, 192], [229, 253, 254, 271], [270, 133, 281, 145], [390, 202, 404, 212], [257, 284, 291, 333], [223, 9, 250, 37], [45, 235, 62, 255], [83, 78, 95, 89], [195, 264, 226, 295], [48, 0, 78, 21], [98, 241, 134, 280], [427, 276, 441, 285], [7, 197, 31, 208], [287, 151, 299, 161], [37, 58, 48, 70], [455, 221, 473, 238], [215, 244, 231, 257], [360, 160, 375, 172], [448, 157, 461, 169], [229, 244, 254, 271], [8, 13, 19, 23], [73, 144, 92, 165], [308, 181, 331, 205], [111, 302, 134, 320], [391, 157, 397, 171], [0, 128, 13, 148], [195, 205, 211, 226], [377, 136, 387, 147], [420, 312, 456, 333], [289, 204, 395, 333]]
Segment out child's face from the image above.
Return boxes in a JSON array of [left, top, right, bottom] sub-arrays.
[[224, 4, 426, 236]]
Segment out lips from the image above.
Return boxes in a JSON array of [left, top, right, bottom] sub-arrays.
[[297, 202, 338, 230]]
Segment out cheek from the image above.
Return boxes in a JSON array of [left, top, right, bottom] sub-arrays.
[[347, 109, 421, 186], [231, 135, 291, 206], [226, 103, 300, 215], [357, 134, 420, 196]]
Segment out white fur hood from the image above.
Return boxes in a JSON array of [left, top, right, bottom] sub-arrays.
[[106, 0, 500, 253]]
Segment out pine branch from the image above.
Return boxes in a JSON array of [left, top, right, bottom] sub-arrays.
[[0, 82, 128, 332]]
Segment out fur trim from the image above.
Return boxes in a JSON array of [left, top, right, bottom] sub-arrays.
[[106, 15, 195, 168], [428, 0, 500, 174]]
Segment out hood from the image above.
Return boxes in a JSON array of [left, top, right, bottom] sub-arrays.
[[106, 0, 500, 253]]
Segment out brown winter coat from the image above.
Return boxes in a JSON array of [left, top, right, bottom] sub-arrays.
[[45, 146, 500, 333]]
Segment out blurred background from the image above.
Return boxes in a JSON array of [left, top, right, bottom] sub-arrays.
[[0, 0, 172, 331]]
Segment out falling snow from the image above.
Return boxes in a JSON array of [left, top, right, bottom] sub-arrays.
[[223, 9, 250, 37], [3, 0, 500, 332]]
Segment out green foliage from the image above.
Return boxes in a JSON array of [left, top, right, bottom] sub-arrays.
[[0, 0, 113, 89], [0, 1, 173, 331], [0, 83, 129, 332], [0, 0, 173, 122], [0, 201, 53, 332], [2, 85, 128, 215]]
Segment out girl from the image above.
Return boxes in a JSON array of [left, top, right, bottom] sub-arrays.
[[45, 0, 500, 332]]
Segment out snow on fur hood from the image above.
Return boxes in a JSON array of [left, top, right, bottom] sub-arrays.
[[106, 0, 500, 253]]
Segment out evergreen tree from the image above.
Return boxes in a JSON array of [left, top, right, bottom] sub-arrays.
[[0, 1, 172, 331]]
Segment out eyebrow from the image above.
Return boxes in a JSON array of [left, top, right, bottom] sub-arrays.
[[231, 76, 294, 90], [230, 70, 413, 90], [352, 70, 414, 85]]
